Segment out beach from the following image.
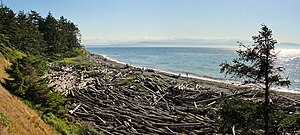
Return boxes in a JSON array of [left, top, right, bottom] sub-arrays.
[[86, 47, 300, 91], [45, 53, 300, 134], [96, 52, 300, 95]]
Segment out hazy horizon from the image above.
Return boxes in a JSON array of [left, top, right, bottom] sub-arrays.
[[6, 0, 300, 45], [84, 38, 300, 49]]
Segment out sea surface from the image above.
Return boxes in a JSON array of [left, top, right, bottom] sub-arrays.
[[86, 47, 300, 91]]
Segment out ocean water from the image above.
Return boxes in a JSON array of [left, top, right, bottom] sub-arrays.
[[86, 47, 300, 91]]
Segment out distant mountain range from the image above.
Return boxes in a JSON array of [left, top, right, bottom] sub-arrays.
[[85, 39, 300, 49]]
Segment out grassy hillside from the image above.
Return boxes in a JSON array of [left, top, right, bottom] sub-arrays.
[[0, 56, 57, 134]]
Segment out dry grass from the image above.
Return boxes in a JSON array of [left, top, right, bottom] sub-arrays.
[[0, 56, 57, 135]]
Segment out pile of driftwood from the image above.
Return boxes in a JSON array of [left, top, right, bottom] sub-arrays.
[[45, 55, 299, 134]]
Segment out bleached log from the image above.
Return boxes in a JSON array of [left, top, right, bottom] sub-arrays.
[[69, 103, 81, 114]]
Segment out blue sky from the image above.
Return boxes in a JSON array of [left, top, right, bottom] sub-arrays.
[[5, 0, 300, 45]]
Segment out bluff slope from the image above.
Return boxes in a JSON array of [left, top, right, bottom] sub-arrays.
[[0, 56, 57, 135]]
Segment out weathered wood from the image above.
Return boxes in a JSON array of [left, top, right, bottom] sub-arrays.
[[151, 93, 166, 105], [48, 56, 290, 134], [69, 103, 81, 114], [197, 91, 251, 104], [276, 94, 300, 105], [153, 122, 208, 127]]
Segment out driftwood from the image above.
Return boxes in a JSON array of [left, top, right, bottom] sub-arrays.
[[153, 122, 209, 127], [69, 103, 81, 114], [276, 94, 300, 105], [45, 55, 300, 134], [196, 91, 251, 104]]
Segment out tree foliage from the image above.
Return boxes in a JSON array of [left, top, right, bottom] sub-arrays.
[[0, 34, 26, 62], [220, 25, 290, 87], [13, 11, 46, 55], [218, 97, 299, 134], [4, 56, 50, 104], [219, 98, 264, 134], [0, 7, 17, 39], [0, 6, 82, 58], [220, 25, 290, 134]]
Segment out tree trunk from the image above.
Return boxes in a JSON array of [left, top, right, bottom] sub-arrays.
[[264, 82, 269, 135], [264, 43, 270, 135]]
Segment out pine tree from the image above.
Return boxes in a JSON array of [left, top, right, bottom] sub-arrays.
[[220, 25, 290, 134], [38, 12, 59, 55], [13, 11, 46, 55], [0, 6, 17, 39]]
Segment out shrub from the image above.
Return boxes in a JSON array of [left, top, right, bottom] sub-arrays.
[[219, 98, 263, 134], [278, 113, 300, 133], [0, 109, 10, 127]]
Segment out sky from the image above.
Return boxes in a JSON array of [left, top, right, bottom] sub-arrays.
[[4, 0, 300, 45]]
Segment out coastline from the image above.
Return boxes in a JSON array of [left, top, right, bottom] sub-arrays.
[[100, 53, 237, 82], [47, 52, 300, 134], [96, 53, 300, 94], [95, 53, 242, 91]]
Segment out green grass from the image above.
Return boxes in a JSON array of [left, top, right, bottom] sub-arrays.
[[0, 108, 10, 127], [42, 113, 100, 135], [42, 113, 80, 135], [55, 56, 98, 68], [124, 76, 136, 85]]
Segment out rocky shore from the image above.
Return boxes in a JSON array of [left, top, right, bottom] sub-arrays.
[[45, 54, 300, 134]]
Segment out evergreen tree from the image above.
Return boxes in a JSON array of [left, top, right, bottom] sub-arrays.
[[13, 11, 46, 55], [220, 25, 290, 134], [38, 13, 82, 57], [28, 10, 42, 28], [38, 12, 60, 56], [0, 6, 17, 39], [3, 55, 50, 103]]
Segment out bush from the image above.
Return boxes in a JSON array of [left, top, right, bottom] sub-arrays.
[[43, 92, 69, 115], [0, 109, 10, 127], [3, 55, 47, 101], [278, 113, 300, 133], [218, 97, 300, 134], [219, 98, 264, 134]]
